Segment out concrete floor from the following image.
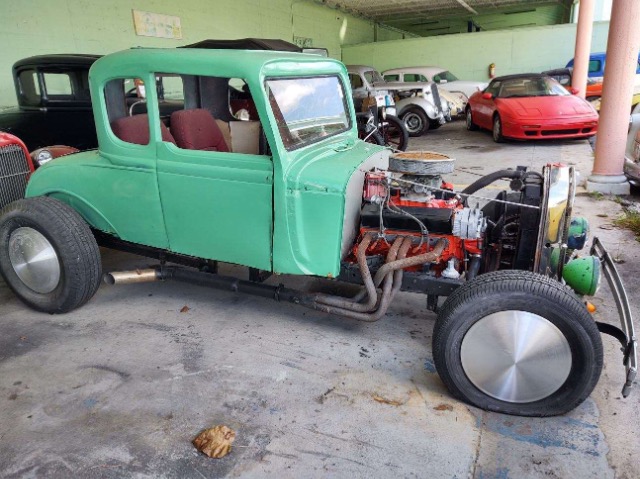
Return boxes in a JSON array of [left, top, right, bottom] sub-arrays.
[[1, 122, 638, 478]]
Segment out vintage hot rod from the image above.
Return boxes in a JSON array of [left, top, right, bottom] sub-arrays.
[[0, 47, 635, 417]]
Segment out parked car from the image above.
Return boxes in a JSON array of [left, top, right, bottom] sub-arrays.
[[624, 103, 640, 185], [0, 54, 100, 151], [0, 131, 34, 209], [382, 66, 488, 107], [542, 67, 602, 101], [347, 64, 450, 136], [566, 52, 640, 80], [466, 73, 599, 142], [0, 46, 634, 418]]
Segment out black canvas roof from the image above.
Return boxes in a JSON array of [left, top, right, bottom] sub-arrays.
[[13, 54, 102, 71], [181, 38, 302, 52]]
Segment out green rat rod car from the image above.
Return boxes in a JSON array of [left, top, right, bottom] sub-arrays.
[[0, 46, 635, 417]]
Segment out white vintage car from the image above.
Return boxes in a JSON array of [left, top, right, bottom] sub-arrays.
[[347, 64, 451, 136], [383, 66, 488, 107]]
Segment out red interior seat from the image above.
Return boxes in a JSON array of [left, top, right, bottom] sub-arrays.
[[110, 114, 175, 145], [170, 109, 229, 152]]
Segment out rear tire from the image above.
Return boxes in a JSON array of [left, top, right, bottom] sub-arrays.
[[401, 107, 429, 137], [0, 197, 102, 313], [432, 270, 603, 416]]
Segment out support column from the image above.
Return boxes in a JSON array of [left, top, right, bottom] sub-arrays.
[[588, 0, 640, 194], [571, 0, 595, 99]]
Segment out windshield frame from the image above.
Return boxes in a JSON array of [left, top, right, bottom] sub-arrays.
[[496, 76, 571, 99], [434, 70, 459, 83], [265, 74, 353, 152]]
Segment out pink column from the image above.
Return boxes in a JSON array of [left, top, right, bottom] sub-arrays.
[[571, 0, 594, 99], [588, 0, 640, 194]]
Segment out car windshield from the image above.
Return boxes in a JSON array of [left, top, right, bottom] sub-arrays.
[[364, 70, 385, 84], [267, 76, 351, 150], [435, 70, 459, 83], [497, 77, 570, 98]]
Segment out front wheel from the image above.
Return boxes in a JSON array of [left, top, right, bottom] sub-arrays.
[[466, 108, 478, 131], [381, 115, 409, 151], [401, 107, 429, 137], [432, 270, 603, 416], [492, 115, 504, 143], [0, 197, 102, 313]]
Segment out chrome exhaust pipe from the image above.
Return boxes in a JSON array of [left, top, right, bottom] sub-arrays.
[[103, 269, 160, 285]]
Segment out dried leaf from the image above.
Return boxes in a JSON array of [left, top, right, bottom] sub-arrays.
[[180, 305, 190, 313], [193, 425, 236, 458], [19, 336, 27, 341], [372, 394, 404, 407], [434, 403, 454, 411]]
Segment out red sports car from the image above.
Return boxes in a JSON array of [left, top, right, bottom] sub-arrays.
[[465, 73, 599, 142]]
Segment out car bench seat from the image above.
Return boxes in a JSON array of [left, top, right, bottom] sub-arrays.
[[171, 108, 261, 155], [110, 114, 176, 145], [170, 109, 230, 152]]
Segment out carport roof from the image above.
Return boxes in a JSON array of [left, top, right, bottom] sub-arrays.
[[317, 0, 573, 35]]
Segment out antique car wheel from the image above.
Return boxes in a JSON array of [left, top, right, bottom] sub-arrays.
[[401, 107, 429, 137], [466, 108, 478, 131], [0, 197, 102, 313], [492, 115, 504, 143], [432, 270, 603, 416], [382, 115, 409, 151]]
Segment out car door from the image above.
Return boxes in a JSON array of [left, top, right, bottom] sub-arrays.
[[475, 81, 500, 128], [153, 78, 274, 271]]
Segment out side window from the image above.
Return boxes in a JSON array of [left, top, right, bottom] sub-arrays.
[[43, 73, 73, 96], [104, 77, 152, 146], [349, 74, 363, 89], [486, 81, 501, 96], [17, 70, 41, 106], [168, 75, 262, 155], [405, 73, 428, 82], [588, 60, 602, 74]]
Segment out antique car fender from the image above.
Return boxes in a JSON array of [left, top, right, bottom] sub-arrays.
[[395, 97, 440, 121]]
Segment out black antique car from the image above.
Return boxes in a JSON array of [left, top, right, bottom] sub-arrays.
[[0, 54, 100, 151]]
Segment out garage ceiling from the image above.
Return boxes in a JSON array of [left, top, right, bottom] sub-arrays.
[[317, 0, 574, 36]]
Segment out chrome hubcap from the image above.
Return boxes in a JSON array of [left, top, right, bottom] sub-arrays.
[[466, 111, 472, 128], [460, 310, 572, 403], [493, 119, 500, 140], [8, 227, 60, 294], [404, 113, 422, 133]]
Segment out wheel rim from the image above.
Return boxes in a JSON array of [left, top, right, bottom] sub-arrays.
[[466, 110, 472, 129], [384, 125, 401, 148], [404, 112, 423, 134], [8, 227, 61, 294], [460, 310, 572, 403], [493, 117, 501, 141]]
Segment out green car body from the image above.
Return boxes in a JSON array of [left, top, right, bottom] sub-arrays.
[[25, 48, 389, 278]]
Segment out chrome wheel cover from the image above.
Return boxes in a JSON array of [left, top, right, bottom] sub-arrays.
[[466, 110, 473, 129], [460, 310, 572, 403], [8, 227, 61, 294], [403, 112, 423, 134]]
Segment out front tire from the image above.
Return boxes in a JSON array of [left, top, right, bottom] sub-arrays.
[[466, 107, 478, 131], [382, 115, 409, 151], [401, 107, 429, 137], [432, 270, 603, 416], [492, 114, 504, 143], [0, 197, 102, 313]]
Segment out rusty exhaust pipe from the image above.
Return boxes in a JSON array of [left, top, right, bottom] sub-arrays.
[[103, 269, 160, 285]]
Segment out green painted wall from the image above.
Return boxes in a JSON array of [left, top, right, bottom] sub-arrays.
[[0, 0, 403, 108], [342, 21, 610, 83]]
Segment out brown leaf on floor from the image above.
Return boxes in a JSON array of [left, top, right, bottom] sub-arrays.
[[433, 403, 454, 411], [19, 336, 27, 341], [372, 394, 404, 407], [179, 305, 190, 313], [193, 425, 236, 458]]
